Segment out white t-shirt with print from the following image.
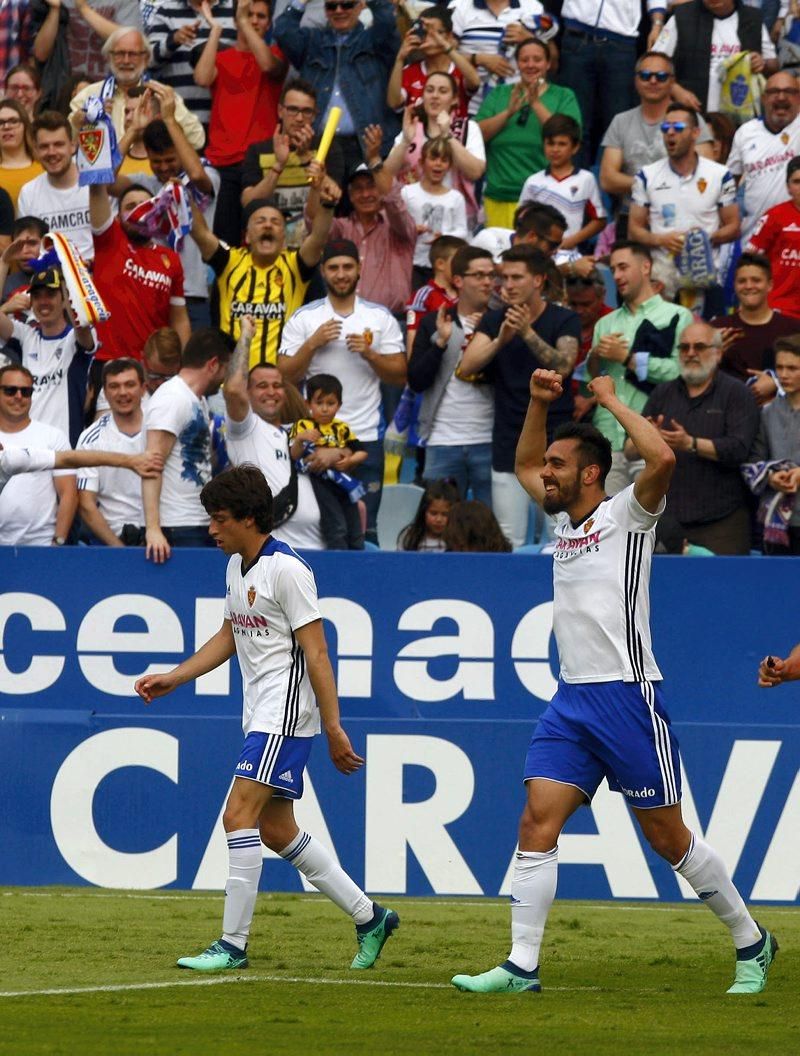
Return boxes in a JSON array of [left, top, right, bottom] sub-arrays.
[[144, 375, 211, 527], [16, 175, 93, 262], [401, 183, 470, 269]]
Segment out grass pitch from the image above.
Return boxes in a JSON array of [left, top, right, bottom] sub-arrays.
[[1, 889, 797, 1056]]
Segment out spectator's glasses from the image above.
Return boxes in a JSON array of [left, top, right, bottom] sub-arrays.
[[7, 83, 37, 95], [637, 70, 670, 83], [678, 342, 714, 354], [1, 385, 33, 397], [764, 87, 800, 97], [109, 50, 148, 60], [282, 104, 316, 118], [325, 1, 357, 9], [0, 117, 22, 128], [145, 369, 176, 383], [660, 121, 687, 133], [463, 269, 496, 280]]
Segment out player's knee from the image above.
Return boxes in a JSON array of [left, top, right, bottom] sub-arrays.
[[641, 820, 689, 865], [518, 803, 560, 851]]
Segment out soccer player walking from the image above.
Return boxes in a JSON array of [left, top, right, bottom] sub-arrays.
[[452, 369, 777, 996], [135, 465, 398, 972]]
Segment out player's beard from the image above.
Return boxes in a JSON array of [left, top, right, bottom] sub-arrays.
[[541, 473, 581, 514]]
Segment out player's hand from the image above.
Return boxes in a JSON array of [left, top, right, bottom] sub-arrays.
[[530, 368, 563, 403], [312, 318, 342, 349], [746, 368, 778, 407], [130, 452, 164, 478], [325, 725, 365, 774], [596, 332, 629, 363], [588, 374, 617, 406], [758, 654, 785, 688], [135, 670, 180, 703], [145, 526, 171, 563]]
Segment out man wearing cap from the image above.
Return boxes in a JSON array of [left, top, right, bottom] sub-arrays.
[[278, 238, 406, 540], [190, 169, 342, 368], [0, 267, 95, 447], [312, 156, 416, 316]]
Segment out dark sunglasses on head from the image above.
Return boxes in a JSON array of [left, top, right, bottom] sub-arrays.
[[637, 70, 670, 83], [2, 384, 33, 397], [325, 1, 357, 9], [661, 121, 687, 133]]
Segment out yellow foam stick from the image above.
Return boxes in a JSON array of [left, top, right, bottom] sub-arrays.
[[316, 107, 342, 166]]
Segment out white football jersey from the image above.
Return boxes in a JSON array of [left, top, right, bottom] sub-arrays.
[[76, 413, 145, 535], [225, 537, 322, 737], [552, 486, 664, 684]]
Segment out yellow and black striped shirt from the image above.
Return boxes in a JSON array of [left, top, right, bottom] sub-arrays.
[[211, 244, 314, 368]]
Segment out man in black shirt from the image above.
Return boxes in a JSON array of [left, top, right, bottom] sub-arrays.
[[459, 244, 581, 547], [625, 320, 759, 554]]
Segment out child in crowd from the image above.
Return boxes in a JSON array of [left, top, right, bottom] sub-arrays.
[[398, 478, 460, 551], [401, 137, 469, 288], [388, 5, 479, 119], [444, 499, 512, 552], [405, 234, 466, 357], [290, 373, 367, 551], [517, 114, 606, 253]]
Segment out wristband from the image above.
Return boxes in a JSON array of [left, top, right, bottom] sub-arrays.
[[691, 436, 698, 454], [271, 165, 284, 175], [52, 536, 66, 546], [320, 199, 337, 209], [369, 159, 384, 172]]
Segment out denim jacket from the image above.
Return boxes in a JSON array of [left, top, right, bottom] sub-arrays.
[[274, 0, 400, 147]]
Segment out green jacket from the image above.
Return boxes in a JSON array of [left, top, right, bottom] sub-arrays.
[[592, 295, 692, 451]]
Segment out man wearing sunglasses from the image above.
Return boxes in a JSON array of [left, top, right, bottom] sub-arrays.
[[629, 104, 739, 312], [600, 51, 713, 240], [275, 0, 400, 179], [625, 320, 759, 554], [728, 71, 800, 242]]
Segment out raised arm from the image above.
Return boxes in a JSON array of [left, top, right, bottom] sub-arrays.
[[236, 0, 287, 77], [73, 0, 119, 40], [33, 0, 62, 63], [190, 198, 222, 261], [515, 368, 562, 505], [194, 1, 222, 87], [299, 165, 341, 269], [588, 374, 675, 513], [223, 316, 255, 422], [148, 82, 214, 194]]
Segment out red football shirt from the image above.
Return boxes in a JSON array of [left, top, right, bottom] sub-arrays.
[[747, 200, 800, 319], [92, 218, 185, 361], [401, 60, 471, 119], [405, 279, 457, 337], [206, 47, 285, 168]]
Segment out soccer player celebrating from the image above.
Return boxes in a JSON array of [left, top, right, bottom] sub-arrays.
[[451, 370, 778, 996], [134, 465, 399, 972]]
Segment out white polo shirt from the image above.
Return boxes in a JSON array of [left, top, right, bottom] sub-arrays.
[[278, 296, 405, 441], [727, 113, 800, 239], [76, 413, 145, 535], [631, 154, 737, 265]]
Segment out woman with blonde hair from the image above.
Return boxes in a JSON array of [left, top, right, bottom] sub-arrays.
[[0, 98, 43, 209]]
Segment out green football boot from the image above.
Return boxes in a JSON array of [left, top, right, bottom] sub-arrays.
[[351, 905, 400, 969], [727, 927, 778, 994], [452, 962, 542, 993], [177, 939, 248, 972]]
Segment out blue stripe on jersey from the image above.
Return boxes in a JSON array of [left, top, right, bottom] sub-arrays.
[[80, 414, 111, 447], [262, 535, 313, 573]]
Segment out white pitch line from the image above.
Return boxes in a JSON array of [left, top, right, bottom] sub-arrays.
[[0, 974, 627, 1001], [3, 892, 798, 914]]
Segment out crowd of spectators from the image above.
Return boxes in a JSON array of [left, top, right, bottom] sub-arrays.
[[2, 0, 800, 556]]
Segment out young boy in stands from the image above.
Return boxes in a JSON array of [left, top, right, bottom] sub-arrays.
[[290, 373, 367, 550]]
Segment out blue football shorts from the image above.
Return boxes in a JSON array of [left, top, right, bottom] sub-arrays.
[[524, 679, 681, 808], [233, 732, 313, 800]]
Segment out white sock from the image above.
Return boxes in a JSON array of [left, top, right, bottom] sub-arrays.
[[675, 834, 761, 949], [508, 847, 558, 973], [221, 829, 263, 951], [280, 831, 373, 924]]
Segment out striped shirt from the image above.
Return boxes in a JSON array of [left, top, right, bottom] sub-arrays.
[[552, 486, 664, 684], [225, 537, 322, 737], [147, 0, 238, 126], [210, 243, 314, 367]]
